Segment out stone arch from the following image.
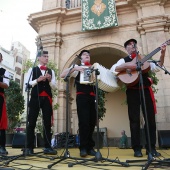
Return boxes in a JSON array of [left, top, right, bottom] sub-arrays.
[[61, 42, 127, 71], [58, 42, 129, 135]]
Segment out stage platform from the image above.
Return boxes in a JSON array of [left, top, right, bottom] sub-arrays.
[[1, 147, 170, 170]]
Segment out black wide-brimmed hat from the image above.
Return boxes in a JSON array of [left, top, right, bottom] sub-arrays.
[[78, 50, 90, 59], [37, 50, 48, 57], [124, 39, 137, 48]]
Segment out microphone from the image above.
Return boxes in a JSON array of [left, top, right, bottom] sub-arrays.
[[147, 60, 160, 63]]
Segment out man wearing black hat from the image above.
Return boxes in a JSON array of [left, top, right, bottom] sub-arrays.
[[24, 51, 57, 155], [111, 39, 166, 157], [61, 50, 97, 157], [0, 53, 9, 155]]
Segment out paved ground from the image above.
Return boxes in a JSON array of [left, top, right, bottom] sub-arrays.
[[1, 147, 170, 170]]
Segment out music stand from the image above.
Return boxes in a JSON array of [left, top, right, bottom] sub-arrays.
[[67, 68, 129, 168]]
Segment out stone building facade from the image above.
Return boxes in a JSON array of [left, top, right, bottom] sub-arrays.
[[28, 0, 170, 144]]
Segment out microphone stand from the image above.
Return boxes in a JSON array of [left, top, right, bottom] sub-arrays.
[[152, 61, 170, 75], [47, 58, 85, 169], [67, 68, 128, 168], [125, 44, 170, 170]]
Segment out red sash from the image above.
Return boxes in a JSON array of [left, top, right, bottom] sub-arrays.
[[147, 78, 157, 114], [76, 92, 95, 96], [0, 93, 8, 130], [39, 91, 54, 125]]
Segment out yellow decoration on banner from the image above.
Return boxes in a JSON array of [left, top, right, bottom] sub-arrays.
[[91, 0, 106, 17]]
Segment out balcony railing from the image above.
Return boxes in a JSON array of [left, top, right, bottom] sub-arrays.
[[65, 0, 81, 9], [43, 0, 119, 10], [64, 0, 119, 9]]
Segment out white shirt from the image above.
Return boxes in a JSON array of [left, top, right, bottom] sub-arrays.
[[110, 57, 160, 76], [24, 64, 56, 90], [0, 66, 9, 86]]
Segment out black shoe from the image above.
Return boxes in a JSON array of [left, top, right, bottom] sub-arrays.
[[134, 150, 143, 157], [87, 149, 96, 156], [0, 147, 8, 155], [146, 149, 161, 157], [80, 149, 87, 157], [43, 148, 57, 155], [22, 148, 34, 155]]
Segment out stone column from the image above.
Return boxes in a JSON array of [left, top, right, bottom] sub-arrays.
[[135, 0, 170, 130]]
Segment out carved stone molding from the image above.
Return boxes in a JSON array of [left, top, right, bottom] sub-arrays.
[[39, 32, 63, 48], [137, 15, 169, 34], [127, 0, 167, 7]]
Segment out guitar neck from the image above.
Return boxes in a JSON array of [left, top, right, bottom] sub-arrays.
[[141, 46, 161, 64]]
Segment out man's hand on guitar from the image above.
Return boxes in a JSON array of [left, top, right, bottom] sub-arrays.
[[115, 62, 137, 72], [159, 45, 166, 66], [161, 45, 166, 55], [125, 62, 137, 70]]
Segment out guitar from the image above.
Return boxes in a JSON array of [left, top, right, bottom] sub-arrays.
[[117, 39, 170, 86]]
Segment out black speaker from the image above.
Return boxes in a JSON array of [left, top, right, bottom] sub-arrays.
[[12, 133, 36, 148], [56, 132, 76, 148], [12, 133, 26, 148], [158, 130, 170, 148]]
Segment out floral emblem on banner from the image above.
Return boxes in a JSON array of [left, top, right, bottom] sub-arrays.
[[82, 0, 118, 31], [91, 0, 106, 17]]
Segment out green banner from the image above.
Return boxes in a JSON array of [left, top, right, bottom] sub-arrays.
[[82, 0, 118, 31]]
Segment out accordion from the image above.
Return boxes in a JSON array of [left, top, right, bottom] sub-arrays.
[[80, 63, 119, 92]]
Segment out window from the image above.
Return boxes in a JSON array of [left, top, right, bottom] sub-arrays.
[[15, 67, 21, 75], [15, 78, 20, 84], [16, 56, 22, 64]]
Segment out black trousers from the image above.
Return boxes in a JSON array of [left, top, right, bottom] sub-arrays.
[[0, 96, 6, 147], [76, 94, 96, 151], [27, 96, 52, 148], [0, 130, 6, 147], [126, 88, 156, 150]]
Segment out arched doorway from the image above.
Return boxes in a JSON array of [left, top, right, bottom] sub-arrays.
[[68, 45, 131, 144]]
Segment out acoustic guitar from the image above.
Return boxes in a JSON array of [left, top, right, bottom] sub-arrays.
[[117, 39, 170, 86]]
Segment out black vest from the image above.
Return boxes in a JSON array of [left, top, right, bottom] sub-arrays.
[[31, 66, 52, 97], [0, 68, 6, 93], [75, 71, 95, 94], [124, 56, 151, 87]]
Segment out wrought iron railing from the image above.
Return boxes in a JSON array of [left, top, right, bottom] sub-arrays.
[[64, 0, 119, 9], [43, 0, 119, 10], [65, 0, 81, 9]]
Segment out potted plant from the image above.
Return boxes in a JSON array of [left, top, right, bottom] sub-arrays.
[[5, 80, 25, 146]]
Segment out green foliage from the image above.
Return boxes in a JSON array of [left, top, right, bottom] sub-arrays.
[[148, 70, 159, 93], [4, 80, 25, 133], [98, 89, 107, 121]]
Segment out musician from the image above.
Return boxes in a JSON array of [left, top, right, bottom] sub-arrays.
[[0, 53, 9, 155], [60, 50, 97, 157], [111, 39, 166, 157], [24, 51, 57, 155]]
